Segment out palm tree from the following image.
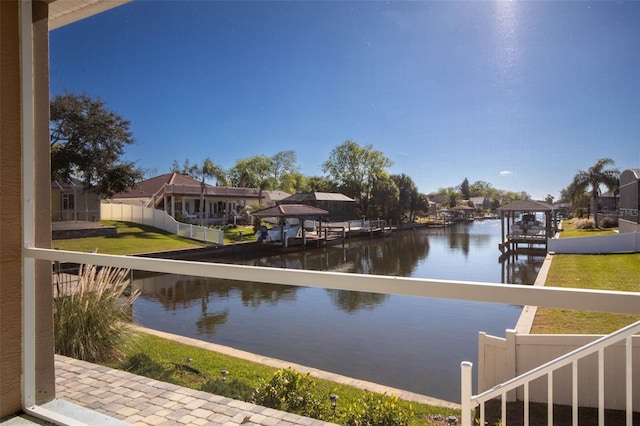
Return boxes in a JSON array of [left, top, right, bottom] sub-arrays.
[[189, 157, 225, 226], [571, 158, 619, 227]]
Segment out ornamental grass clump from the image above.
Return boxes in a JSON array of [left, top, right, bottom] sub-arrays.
[[54, 264, 139, 363], [573, 218, 596, 229]]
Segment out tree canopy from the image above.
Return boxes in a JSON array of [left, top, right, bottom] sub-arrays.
[[322, 140, 392, 216], [570, 158, 619, 225], [50, 93, 142, 197]]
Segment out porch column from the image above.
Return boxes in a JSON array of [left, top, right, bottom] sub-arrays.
[[0, 1, 24, 415], [32, 0, 56, 403], [0, 0, 55, 417]]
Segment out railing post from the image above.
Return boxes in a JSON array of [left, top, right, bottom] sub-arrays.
[[461, 361, 473, 426]]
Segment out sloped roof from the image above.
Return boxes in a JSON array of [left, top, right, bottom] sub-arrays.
[[282, 192, 354, 203], [264, 190, 291, 202], [111, 172, 202, 199], [251, 204, 329, 218], [51, 177, 83, 191], [111, 172, 269, 200], [496, 199, 554, 212], [621, 169, 640, 185]]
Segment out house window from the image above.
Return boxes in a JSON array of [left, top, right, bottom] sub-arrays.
[[62, 193, 74, 211]]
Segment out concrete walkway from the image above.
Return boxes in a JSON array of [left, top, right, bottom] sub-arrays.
[[55, 355, 336, 426]]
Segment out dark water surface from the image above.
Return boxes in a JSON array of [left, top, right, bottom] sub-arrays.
[[132, 220, 545, 402]]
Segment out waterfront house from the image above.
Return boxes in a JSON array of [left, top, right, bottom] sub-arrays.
[[469, 196, 491, 212], [279, 191, 356, 221], [51, 178, 101, 222], [109, 172, 288, 224]]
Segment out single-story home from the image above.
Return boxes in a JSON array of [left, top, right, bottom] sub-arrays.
[[469, 196, 491, 211], [109, 172, 288, 224], [279, 191, 356, 221], [51, 178, 101, 222]]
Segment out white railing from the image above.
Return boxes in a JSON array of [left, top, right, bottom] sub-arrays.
[[101, 203, 224, 245], [176, 221, 224, 244], [461, 319, 640, 426], [23, 247, 640, 424]]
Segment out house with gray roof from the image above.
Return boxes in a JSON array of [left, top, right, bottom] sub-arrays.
[[280, 191, 356, 221]]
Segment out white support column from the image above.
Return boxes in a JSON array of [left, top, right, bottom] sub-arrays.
[[20, 0, 37, 409], [461, 361, 473, 426]]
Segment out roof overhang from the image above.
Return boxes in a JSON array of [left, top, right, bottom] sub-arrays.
[[48, 0, 131, 30], [251, 204, 329, 218]]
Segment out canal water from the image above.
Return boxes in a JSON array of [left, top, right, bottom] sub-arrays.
[[132, 220, 545, 402]]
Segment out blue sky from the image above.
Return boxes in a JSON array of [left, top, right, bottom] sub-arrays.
[[50, 0, 640, 200]]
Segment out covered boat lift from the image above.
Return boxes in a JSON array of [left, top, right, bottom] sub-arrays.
[[497, 199, 557, 254], [251, 204, 329, 247]]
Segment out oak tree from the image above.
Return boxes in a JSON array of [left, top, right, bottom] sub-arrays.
[[50, 93, 142, 197]]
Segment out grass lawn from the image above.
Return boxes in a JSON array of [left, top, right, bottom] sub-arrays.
[[531, 253, 640, 334], [222, 225, 256, 244], [52, 221, 207, 254], [52, 221, 258, 254], [112, 331, 460, 426], [558, 218, 617, 238]]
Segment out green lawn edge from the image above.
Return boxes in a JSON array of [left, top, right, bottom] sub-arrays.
[[52, 220, 260, 253], [532, 220, 639, 334], [109, 331, 460, 426]]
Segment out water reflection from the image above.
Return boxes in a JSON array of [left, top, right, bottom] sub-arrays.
[[136, 275, 299, 310], [500, 250, 546, 285], [230, 229, 431, 278], [326, 290, 389, 313], [132, 220, 545, 402]]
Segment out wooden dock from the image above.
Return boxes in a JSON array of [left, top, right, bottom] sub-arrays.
[[498, 234, 548, 253]]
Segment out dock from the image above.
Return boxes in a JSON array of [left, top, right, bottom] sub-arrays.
[[498, 233, 548, 253], [496, 199, 558, 255]]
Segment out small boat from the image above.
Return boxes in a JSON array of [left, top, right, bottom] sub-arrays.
[[511, 213, 544, 236], [264, 224, 301, 243]]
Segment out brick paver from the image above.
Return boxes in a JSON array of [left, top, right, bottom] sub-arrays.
[[55, 356, 335, 426]]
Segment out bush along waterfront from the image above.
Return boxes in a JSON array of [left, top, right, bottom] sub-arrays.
[[115, 333, 460, 425], [122, 357, 416, 426]]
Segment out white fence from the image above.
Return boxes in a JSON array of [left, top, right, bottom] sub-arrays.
[[101, 203, 223, 245], [477, 329, 640, 410], [464, 320, 640, 426], [548, 232, 640, 254]]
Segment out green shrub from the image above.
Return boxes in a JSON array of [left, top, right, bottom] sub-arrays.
[[53, 264, 139, 362], [253, 368, 326, 419], [201, 378, 255, 401], [252, 368, 414, 425], [341, 392, 413, 426]]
